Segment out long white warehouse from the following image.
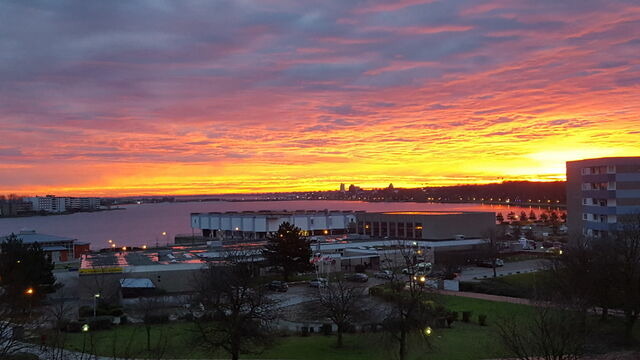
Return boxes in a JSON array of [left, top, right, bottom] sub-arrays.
[[191, 210, 358, 240]]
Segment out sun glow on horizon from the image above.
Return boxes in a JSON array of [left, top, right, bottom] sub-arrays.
[[0, 1, 639, 197]]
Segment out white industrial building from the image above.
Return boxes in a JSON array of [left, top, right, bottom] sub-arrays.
[[191, 210, 358, 240]]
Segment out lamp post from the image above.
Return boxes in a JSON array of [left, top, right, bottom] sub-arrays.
[[25, 287, 34, 320], [93, 293, 100, 317]]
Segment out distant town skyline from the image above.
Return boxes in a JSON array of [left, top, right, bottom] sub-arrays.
[[1, 1, 639, 196]]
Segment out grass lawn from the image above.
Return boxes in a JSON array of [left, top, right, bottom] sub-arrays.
[[59, 295, 536, 359], [460, 272, 544, 298]]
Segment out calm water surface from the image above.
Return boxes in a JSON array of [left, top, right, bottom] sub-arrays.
[[0, 200, 563, 248]]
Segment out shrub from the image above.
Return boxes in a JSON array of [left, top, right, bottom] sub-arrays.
[[88, 316, 113, 331], [446, 311, 458, 327], [65, 321, 83, 333], [321, 323, 332, 335], [478, 314, 487, 326], [369, 285, 384, 297], [78, 306, 92, 318], [462, 311, 472, 323], [435, 317, 447, 328], [300, 327, 309, 337]]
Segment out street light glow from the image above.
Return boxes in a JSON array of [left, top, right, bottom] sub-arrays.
[[25, 287, 34, 295]]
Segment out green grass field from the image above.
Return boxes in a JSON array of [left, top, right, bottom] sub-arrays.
[[59, 295, 537, 360], [460, 271, 543, 298]]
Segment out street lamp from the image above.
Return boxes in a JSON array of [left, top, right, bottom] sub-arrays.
[[93, 293, 100, 317], [25, 287, 34, 319]]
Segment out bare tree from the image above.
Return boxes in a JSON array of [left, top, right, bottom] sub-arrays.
[[611, 213, 640, 342], [314, 279, 368, 347], [191, 250, 278, 360], [129, 296, 169, 354], [0, 300, 27, 359], [379, 241, 440, 360], [483, 227, 501, 278], [496, 304, 589, 360]]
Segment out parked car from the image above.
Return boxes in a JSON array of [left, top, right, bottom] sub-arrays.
[[401, 262, 432, 275], [266, 280, 288, 292], [344, 273, 369, 282], [373, 270, 393, 279], [541, 241, 554, 249], [309, 278, 328, 288], [476, 258, 504, 267]]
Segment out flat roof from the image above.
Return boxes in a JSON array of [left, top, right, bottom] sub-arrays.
[[191, 210, 357, 216], [1, 231, 76, 244], [120, 278, 155, 288], [380, 211, 465, 215]]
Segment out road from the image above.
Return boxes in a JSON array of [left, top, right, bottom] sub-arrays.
[[457, 259, 547, 282], [269, 277, 388, 308]]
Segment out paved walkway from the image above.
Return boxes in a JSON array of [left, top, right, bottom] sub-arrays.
[[436, 289, 534, 305]]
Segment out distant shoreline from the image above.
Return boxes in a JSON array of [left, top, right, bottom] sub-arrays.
[[178, 197, 567, 209], [0, 207, 126, 219]]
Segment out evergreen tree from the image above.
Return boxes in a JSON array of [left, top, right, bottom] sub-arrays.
[[263, 222, 313, 281], [529, 210, 537, 221], [519, 211, 528, 223], [0, 233, 58, 306]]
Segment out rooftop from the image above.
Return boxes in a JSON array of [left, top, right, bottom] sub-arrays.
[[1, 230, 76, 244], [380, 211, 465, 215], [191, 210, 359, 216]]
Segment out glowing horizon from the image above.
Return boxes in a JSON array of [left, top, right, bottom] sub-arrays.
[[1, 1, 639, 197]]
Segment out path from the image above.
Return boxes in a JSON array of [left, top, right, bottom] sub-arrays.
[[436, 289, 533, 305]]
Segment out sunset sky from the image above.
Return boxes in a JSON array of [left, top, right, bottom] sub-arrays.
[[1, 0, 639, 196]]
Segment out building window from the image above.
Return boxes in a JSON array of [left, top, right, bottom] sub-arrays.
[[607, 165, 616, 173], [414, 223, 423, 239], [607, 182, 616, 190], [583, 213, 588, 220]]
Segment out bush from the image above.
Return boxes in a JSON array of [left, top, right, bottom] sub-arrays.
[[88, 316, 113, 331], [459, 279, 533, 298], [369, 285, 384, 297], [78, 306, 92, 318], [300, 327, 309, 337], [446, 311, 458, 327], [321, 323, 332, 336], [65, 321, 83, 333], [462, 311, 472, 323], [478, 314, 487, 326], [79, 304, 124, 318]]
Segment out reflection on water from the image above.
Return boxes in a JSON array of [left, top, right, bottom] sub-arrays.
[[0, 200, 563, 248]]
